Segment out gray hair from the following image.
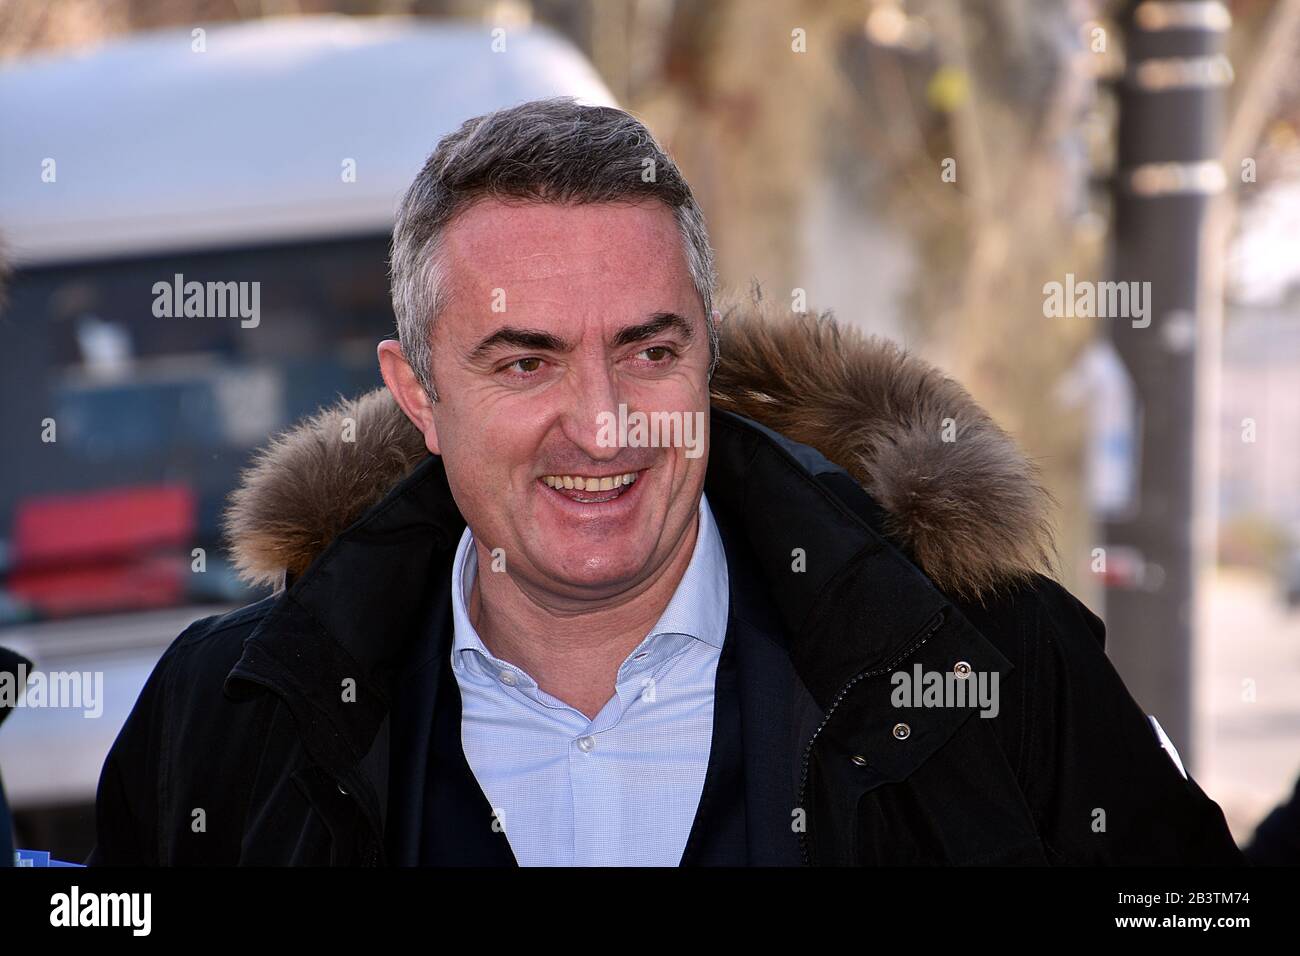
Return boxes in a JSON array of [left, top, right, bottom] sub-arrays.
[[389, 96, 718, 400]]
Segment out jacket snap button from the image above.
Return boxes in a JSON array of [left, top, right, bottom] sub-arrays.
[[337, 783, 349, 796], [850, 754, 868, 767], [892, 722, 911, 740], [953, 660, 972, 678]]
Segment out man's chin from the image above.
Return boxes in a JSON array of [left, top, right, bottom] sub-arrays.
[[524, 549, 655, 598]]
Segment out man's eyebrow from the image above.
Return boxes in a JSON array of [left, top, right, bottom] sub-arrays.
[[468, 327, 574, 359], [611, 312, 695, 348]]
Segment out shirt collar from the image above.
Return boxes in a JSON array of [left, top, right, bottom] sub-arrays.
[[449, 492, 729, 672], [645, 492, 729, 649]]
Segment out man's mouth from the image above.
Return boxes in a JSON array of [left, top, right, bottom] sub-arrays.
[[540, 471, 639, 503]]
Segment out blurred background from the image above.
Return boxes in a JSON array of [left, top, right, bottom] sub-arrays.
[[0, 0, 1297, 862]]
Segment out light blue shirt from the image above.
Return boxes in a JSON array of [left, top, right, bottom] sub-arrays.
[[449, 493, 729, 866]]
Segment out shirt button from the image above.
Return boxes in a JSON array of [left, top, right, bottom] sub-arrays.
[[576, 736, 596, 753], [499, 671, 518, 686]]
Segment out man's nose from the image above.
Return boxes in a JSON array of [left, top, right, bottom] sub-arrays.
[[559, 362, 623, 462]]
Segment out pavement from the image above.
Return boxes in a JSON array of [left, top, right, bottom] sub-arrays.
[[1197, 567, 1300, 845]]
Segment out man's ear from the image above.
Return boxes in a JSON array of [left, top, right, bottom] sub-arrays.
[[377, 340, 441, 456]]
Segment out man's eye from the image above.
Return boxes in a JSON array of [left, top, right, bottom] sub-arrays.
[[508, 357, 543, 374], [638, 346, 674, 362]]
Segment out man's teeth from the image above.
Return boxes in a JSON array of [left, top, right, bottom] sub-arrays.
[[541, 473, 638, 492]]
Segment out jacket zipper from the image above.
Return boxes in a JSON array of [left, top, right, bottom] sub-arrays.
[[796, 607, 947, 865]]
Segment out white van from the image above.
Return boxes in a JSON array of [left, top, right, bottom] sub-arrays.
[[0, 14, 614, 856]]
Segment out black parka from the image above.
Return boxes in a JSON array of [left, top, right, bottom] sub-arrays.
[[88, 397, 1243, 866]]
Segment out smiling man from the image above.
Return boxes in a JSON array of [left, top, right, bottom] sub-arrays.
[[90, 97, 1243, 866], [380, 197, 716, 727], [375, 177, 725, 865]]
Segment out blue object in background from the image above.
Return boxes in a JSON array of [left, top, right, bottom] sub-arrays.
[[15, 849, 85, 867]]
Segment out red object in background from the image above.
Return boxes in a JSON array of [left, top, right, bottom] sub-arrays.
[[13, 484, 194, 567], [8, 484, 195, 616], [8, 556, 188, 618]]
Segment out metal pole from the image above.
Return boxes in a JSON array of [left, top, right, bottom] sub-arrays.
[[1104, 0, 1230, 767]]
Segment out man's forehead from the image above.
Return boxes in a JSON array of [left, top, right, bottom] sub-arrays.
[[434, 199, 698, 338], [441, 199, 687, 286]]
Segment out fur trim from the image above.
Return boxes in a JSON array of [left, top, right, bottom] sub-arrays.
[[225, 293, 1056, 599], [224, 388, 428, 589], [710, 293, 1057, 600]]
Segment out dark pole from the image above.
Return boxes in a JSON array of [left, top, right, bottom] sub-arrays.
[[1104, 0, 1230, 766]]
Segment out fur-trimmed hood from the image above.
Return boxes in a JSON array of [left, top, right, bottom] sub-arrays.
[[225, 295, 1056, 601]]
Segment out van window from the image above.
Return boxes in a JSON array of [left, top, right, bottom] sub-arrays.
[[0, 233, 394, 618]]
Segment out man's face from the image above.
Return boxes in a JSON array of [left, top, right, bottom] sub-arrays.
[[414, 199, 712, 603]]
